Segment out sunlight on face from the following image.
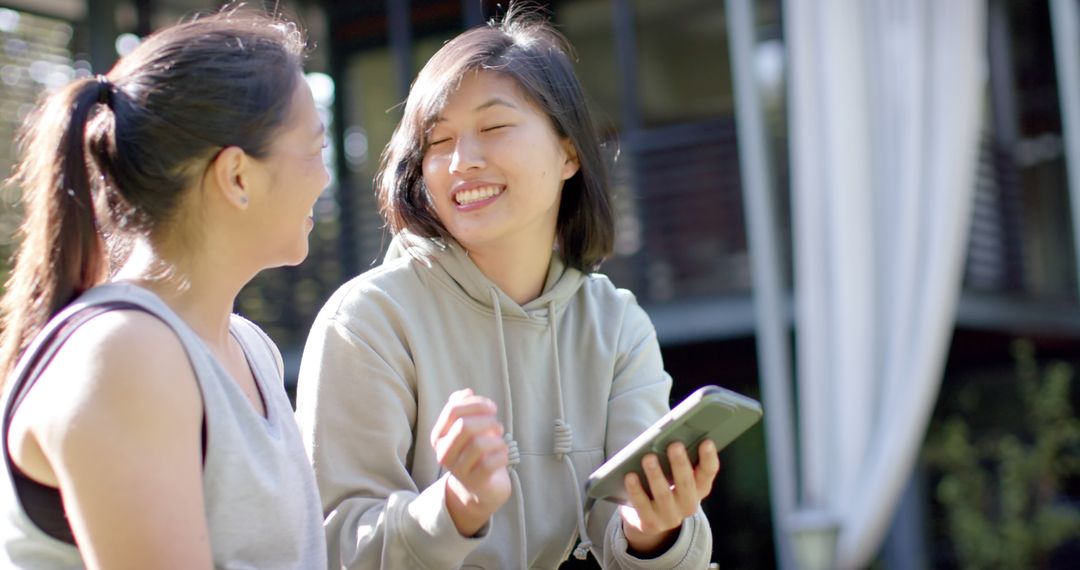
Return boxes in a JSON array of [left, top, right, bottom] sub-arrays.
[[421, 70, 578, 254]]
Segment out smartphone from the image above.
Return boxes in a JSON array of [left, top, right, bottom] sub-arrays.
[[585, 385, 763, 505]]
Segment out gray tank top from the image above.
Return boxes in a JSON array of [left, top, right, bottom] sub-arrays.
[[0, 283, 326, 569]]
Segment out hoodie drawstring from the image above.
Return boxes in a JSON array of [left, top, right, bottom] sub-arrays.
[[491, 289, 529, 570], [488, 289, 594, 567], [548, 300, 594, 560]]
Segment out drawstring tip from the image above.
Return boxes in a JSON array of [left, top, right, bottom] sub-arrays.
[[573, 541, 592, 560]]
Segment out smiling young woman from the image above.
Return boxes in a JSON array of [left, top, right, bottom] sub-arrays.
[[421, 70, 580, 302], [296, 4, 719, 569]]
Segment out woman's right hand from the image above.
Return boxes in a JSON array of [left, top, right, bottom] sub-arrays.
[[430, 388, 511, 536]]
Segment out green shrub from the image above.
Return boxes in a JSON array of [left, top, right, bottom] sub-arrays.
[[924, 340, 1080, 569]]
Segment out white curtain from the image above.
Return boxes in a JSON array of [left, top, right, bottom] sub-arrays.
[[782, 0, 986, 567]]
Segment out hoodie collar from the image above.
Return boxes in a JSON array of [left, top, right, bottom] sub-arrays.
[[384, 232, 586, 319]]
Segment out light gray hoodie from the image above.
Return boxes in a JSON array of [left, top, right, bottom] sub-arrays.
[[295, 235, 712, 569]]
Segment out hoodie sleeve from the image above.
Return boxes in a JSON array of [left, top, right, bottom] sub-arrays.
[[294, 310, 487, 570], [587, 298, 714, 569]]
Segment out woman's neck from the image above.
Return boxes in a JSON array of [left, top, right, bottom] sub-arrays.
[[465, 236, 554, 306], [112, 239, 247, 348]]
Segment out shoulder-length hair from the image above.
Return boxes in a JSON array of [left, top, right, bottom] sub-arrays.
[[375, 6, 614, 272]]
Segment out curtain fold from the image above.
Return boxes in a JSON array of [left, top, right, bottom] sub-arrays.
[[782, 1, 986, 567]]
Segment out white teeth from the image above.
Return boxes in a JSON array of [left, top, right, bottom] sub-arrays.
[[455, 186, 503, 205]]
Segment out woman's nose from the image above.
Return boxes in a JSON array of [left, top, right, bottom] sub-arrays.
[[449, 136, 484, 174]]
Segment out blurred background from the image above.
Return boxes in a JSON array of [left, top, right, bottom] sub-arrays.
[[1, 0, 1079, 568]]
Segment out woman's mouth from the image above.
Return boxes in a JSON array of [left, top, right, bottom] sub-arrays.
[[453, 185, 504, 208]]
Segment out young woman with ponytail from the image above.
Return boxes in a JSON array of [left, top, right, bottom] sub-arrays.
[[0, 8, 328, 569]]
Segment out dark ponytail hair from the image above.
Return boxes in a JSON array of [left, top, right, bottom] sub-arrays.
[[0, 8, 307, 383]]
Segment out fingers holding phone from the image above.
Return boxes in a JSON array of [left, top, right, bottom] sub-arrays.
[[585, 385, 761, 506], [692, 439, 721, 497], [619, 439, 721, 554]]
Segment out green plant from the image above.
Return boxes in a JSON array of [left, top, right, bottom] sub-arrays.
[[924, 340, 1080, 569]]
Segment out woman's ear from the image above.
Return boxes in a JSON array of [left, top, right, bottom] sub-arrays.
[[208, 146, 251, 208], [561, 139, 580, 181]]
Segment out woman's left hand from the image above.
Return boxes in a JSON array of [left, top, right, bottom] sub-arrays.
[[619, 439, 720, 556]]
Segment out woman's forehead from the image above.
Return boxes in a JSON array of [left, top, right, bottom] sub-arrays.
[[421, 70, 536, 122]]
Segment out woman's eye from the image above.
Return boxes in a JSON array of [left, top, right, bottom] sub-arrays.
[[428, 137, 451, 147], [482, 124, 509, 133]]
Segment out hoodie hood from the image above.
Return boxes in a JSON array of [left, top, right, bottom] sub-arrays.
[[384, 232, 588, 318]]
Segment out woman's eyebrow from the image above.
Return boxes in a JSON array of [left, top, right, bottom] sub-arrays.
[[473, 97, 517, 112], [432, 97, 518, 123]]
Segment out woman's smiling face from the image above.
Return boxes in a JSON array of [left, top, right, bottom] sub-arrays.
[[421, 70, 579, 254]]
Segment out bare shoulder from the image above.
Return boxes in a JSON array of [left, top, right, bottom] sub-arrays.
[[10, 309, 211, 565], [46, 308, 196, 392], [25, 309, 202, 457]]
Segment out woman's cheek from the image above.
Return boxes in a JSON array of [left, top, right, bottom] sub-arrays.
[[302, 154, 326, 174]]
